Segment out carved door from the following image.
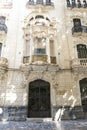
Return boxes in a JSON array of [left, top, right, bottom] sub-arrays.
[[28, 79, 51, 117], [80, 78, 87, 112]]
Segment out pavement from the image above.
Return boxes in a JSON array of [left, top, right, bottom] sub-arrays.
[[0, 120, 87, 130]]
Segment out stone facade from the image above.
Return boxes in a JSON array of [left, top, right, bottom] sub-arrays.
[[0, 0, 87, 121]]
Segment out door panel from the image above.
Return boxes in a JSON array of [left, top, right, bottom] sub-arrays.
[[28, 79, 51, 117]]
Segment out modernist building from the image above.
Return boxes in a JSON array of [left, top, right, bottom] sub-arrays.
[[0, 0, 87, 121]]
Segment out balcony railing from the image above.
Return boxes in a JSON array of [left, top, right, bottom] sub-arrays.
[[72, 26, 87, 36], [23, 55, 47, 64], [0, 1, 13, 8], [66, 0, 87, 8], [23, 55, 57, 64], [32, 55, 47, 63], [26, 0, 54, 7], [71, 58, 87, 68], [0, 24, 7, 33]]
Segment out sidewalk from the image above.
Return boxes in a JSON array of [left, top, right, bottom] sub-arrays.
[[0, 120, 87, 130]]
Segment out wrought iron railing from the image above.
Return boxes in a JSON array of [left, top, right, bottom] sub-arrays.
[[26, 0, 54, 6], [66, 0, 87, 8], [71, 58, 87, 68], [72, 26, 87, 35]]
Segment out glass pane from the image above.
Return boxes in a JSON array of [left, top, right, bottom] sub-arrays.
[[77, 44, 87, 58]]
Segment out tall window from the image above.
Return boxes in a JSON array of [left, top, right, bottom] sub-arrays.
[[0, 43, 2, 56], [0, 16, 6, 24], [33, 37, 46, 55], [77, 44, 87, 58], [79, 78, 87, 112], [36, 0, 43, 4], [73, 18, 81, 27], [73, 18, 82, 32]]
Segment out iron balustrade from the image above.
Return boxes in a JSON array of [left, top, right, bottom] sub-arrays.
[[26, 0, 54, 6], [72, 58, 87, 67], [72, 26, 87, 35], [66, 0, 87, 8]]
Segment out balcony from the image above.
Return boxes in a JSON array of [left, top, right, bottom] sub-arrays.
[[71, 58, 87, 68], [23, 55, 48, 64], [23, 55, 57, 65], [32, 55, 47, 64], [0, 1, 13, 9], [66, 0, 87, 10], [26, 0, 54, 9], [0, 57, 8, 68], [0, 24, 7, 35], [72, 26, 87, 36]]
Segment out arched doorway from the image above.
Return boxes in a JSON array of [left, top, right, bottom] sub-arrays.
[[79, 78, 87, 112], [28, 79, 51, 118]]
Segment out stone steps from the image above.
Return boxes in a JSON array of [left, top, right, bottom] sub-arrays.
[[26, 118, 52, 122]]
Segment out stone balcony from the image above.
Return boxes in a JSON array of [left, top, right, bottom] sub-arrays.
[[71, 58, 87, 68], [0, 57, 8, 68], [26, 0, 54, 10], [0, 1, 13, 9], [23, 55, 56, 65], [72, 26, 87, 36]]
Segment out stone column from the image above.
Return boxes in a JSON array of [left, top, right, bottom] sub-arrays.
[[46, 38, 50, 63]]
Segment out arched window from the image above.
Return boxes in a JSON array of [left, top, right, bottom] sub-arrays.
[[0, 43, 2, 57], [77, 44, 87, 58], [79, 78, 87, 112], [35, 15, 44, 19]]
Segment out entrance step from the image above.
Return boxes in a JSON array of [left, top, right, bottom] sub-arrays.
[[26, 118, 52, 122]]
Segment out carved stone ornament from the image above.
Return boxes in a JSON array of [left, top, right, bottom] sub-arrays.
[[0, 57, 8, 68]]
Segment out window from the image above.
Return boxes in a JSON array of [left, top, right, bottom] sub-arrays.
[[36, 0, 43, 4], [77, 44, 87, 58], [80, 78, 87, 112], [0, 16, 7, 33], [73, 18, 82, 33], [0, 43, 2, 56], [73, 19, 81, 27], [35, 15, 44, 19], [34, 48, 46, 55], [71, 0, 76, 7]]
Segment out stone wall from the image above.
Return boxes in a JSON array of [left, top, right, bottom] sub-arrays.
[[0, 64, 86, 120]]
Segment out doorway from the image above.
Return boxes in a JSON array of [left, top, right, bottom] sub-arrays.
[[28, 79, 51, 117], [79, 78, 87, 112]]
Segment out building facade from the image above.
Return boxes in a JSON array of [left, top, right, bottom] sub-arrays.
[[0, 0, 87, 121]]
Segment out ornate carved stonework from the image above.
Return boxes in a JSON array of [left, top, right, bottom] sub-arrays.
[[0, 57, 8, 68]]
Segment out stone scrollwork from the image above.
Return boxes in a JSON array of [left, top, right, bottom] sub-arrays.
[[71, 58, 80, 68], [0, 57, 8, 68]]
